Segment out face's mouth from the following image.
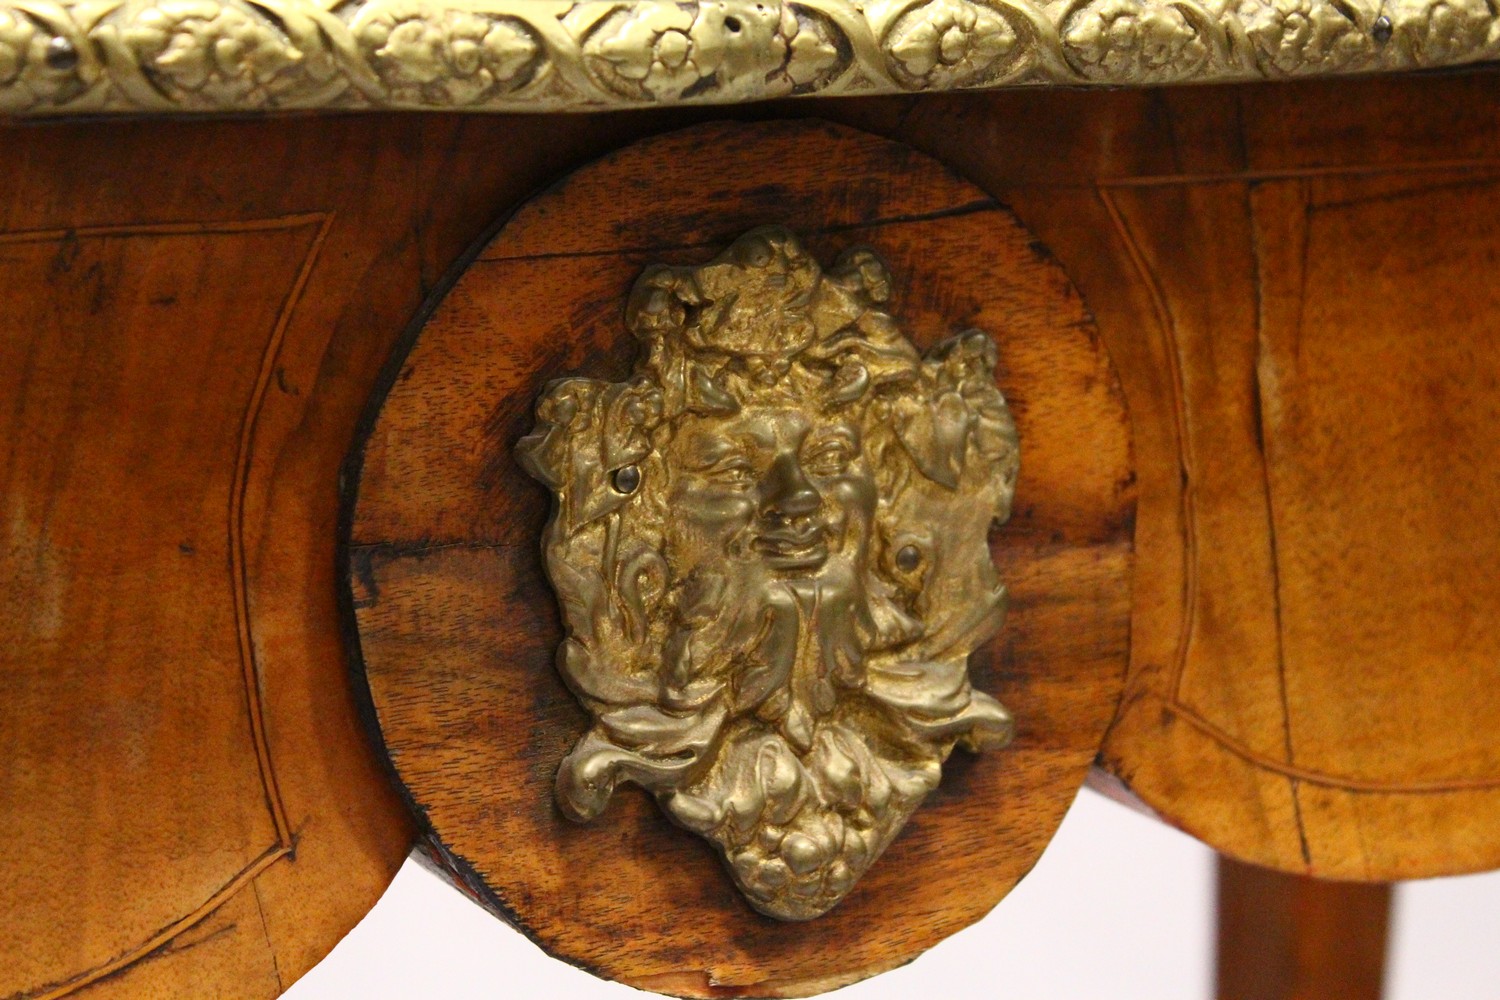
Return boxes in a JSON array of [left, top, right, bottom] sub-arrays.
[[753, 525, 829, 571]]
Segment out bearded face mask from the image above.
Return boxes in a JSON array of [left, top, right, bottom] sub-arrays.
[[517, 226, 1019, 921]]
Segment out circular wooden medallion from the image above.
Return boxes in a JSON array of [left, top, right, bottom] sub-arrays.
[[344, 121, 1133, 997]]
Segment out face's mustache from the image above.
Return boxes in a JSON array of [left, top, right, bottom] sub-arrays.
[[752, 523, 829, 570], [756, 521, 825, 544]]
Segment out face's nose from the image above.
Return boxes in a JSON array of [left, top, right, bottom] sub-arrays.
[[760, 452, 821, 520]]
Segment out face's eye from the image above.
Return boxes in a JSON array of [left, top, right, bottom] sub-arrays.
[[703, 459, 757, 488], [611, 465, 641, 495], [804, 438, 854, 477]]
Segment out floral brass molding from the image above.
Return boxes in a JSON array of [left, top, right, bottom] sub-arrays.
[[2, 0, 1497, 116], [516, 227, 1019, 920]]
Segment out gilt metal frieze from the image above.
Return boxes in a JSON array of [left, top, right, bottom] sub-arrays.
[[517, 227, 1019, 920], [4, 0, 1497, 116]]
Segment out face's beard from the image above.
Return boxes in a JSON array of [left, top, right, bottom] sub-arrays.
[[658, 555, 947, 921], [558, 483, 1002, 921], [556, 527, 1008, 921]]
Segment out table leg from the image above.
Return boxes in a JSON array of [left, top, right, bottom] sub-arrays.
[[1216, 856, 1392, 1000]]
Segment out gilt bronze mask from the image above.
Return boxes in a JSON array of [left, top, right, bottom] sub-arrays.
[[517, 226, 1019, 920]]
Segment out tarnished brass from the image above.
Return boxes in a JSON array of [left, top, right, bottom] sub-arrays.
[[517, 227, 1019, 920]]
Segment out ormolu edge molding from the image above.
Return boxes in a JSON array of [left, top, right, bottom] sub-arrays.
[[2, 0, 1497, 116]]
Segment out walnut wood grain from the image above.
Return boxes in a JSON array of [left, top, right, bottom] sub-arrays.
[[0, 112, 678, 1000], [345, 121, 1135, 997], [834, 72, 1500, 882], [1080, 162, 1500, 880], [0, 216, 329, 997]]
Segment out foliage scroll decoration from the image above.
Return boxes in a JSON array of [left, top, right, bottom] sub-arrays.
[[4, 0, 1495, 115]]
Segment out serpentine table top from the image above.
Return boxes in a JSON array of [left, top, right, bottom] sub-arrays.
[[3, 15, 1499, 998]]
